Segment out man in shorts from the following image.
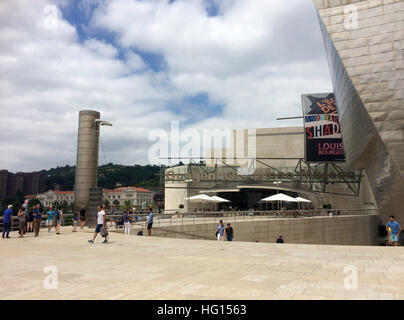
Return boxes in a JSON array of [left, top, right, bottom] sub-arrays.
[[46, 206, 55, 232], [386, 216, 401, 246], [88, 205, 107, 244]]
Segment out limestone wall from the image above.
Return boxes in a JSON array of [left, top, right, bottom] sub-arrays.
[[150, 215, 379, 246]]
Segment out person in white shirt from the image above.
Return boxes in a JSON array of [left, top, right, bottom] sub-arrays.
[[88, 205, 107, 244]]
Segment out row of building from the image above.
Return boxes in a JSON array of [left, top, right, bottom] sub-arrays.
[[0, 170, 46, 200], [26, 186, 156, 209]]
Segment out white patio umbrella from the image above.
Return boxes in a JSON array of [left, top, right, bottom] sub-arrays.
[[260, 193, 298, 211], [185, 194, 217, 211], [294, 196, 311, 210], [261, 193, 299, 202], [210, 196, 230, 203]]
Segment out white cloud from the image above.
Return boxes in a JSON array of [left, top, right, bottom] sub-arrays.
[[0, 0, 332, 173]]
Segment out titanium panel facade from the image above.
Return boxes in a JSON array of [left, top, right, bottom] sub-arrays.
[[313, 0, 404, 221]]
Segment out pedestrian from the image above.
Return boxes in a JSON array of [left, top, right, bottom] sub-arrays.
[[72, 212, 78, 232], [88, 205, 107, 244], [33, 204, 42, 237], [27, 206, 34, 232], [46, 206, 55, 232], [386, 216, 401, 246], [276, 235, 284, 243], [2, 205, 13, 239], [225, 223, 234, 241], [146, 209, 153, 236], [79, 206, 86, 229], [217, 220, 225, 241], [122, 211, 132, 235], [17, 206, 27, 238], [55, 208, 63, 235]]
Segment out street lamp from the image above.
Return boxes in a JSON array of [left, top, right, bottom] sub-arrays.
[[185, 179, 193, 213]]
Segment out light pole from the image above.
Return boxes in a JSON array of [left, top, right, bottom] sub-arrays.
[[273, 180, 281, 210], [185, 179, 193, 213]]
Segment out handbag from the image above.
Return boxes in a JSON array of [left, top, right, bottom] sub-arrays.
[[100, 226, 108, 237]]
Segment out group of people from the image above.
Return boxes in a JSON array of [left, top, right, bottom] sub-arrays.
[[1, 203, 68, 238], [88, 205, 154, 244], [216, 220, 234, 241]]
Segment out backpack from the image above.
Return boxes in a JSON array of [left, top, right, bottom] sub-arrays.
[[137, 231, 143, 236]]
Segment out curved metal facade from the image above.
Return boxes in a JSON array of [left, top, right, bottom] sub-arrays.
[[313, 0, 404, 221]]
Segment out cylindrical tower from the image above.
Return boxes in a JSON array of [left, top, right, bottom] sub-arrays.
[[74, 110, 100, 219]]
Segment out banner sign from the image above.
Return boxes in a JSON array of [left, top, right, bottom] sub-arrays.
[[302, 93, 345, 162]]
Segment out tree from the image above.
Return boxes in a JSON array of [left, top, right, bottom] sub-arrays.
[[113, 200, 120, 207], [120, 200, 133, 212], [28, 198, 41, 208]]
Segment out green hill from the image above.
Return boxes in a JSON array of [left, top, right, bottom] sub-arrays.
[[42, 163, 165, 191]]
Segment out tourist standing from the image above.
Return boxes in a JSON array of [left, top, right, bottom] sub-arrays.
[[2, 205, 13, 239], [17, 207, 27, 238], [46, 206, 55, 232], [55, 208, 63, 235], [225, 223, 234, 241], [217, 220, 225, 241], [146, 209, 153, 236], [27, 207, 34, 232], [79, 206, 86, 229], [72, 212, 78, 232], [88, 205, 107, 244], [123, 211, 132, 235], [386, 216, 401, 246], [33, 204, 42, 237]]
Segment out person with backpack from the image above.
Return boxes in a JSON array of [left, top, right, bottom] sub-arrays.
[[55, 208, 63, 235], [217, 220, 225, 241]]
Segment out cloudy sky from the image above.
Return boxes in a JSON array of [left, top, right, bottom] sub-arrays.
[[0, 0, 332, 172]]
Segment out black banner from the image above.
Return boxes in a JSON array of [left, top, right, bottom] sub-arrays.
[[302, 93, 345, 162]]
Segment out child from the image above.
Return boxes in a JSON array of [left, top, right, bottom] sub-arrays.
[[72, 212, 78, 232]]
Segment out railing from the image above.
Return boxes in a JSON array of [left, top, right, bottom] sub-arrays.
[[0, 209, 378, 232], [103, 208, 378, 229]]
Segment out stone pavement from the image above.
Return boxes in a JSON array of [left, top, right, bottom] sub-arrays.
[[1, 227, 404, 300]]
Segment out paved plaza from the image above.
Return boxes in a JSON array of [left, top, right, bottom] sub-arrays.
[[1, 227, 404, 300]]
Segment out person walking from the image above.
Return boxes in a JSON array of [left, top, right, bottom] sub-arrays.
[[2, 205, 13, 239], [46, 206, 55, 232], [217, 220, 225, 241], [146, 209, 153, 236], [225, 223, 234, 241], [17, 207, 27, 238], [55, 208, 63, 235], [27, 206, 34, 232], [88, 205, 107, 244], [123, 211, 132, 235], [33, 204, 42, 237], [79, 206, 86, 229], [386, 216, 401, 246], [72, 212, 78, 232]]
